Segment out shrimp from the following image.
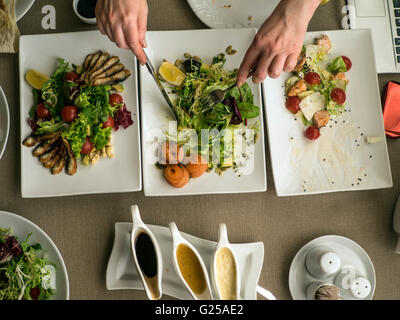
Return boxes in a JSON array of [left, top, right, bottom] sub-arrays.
[[288, 79, 307, 97], [332, 72, 349, 84], [315, 35, 332, 52], [313, 110, 330, 128]]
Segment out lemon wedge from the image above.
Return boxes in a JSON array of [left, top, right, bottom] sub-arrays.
[[158, 61, 186, 86], [25, 70, 49, 90]]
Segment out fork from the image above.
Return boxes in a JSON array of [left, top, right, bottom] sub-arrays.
[[200, 69, 255, 109]]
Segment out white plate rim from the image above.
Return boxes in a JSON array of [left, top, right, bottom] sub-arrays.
[[288, 234, 376, 300], [139, 28, 267, 197], [18, 30, 142, 198], [106, 222, 265, 300], [263, 28, 393, 197], [0, 210, 70, 300], [16, 0, 35, 21], [0, 86, 10, 161]]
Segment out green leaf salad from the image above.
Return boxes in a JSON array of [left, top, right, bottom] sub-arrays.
[[156, 52, 261, 187], [0, 228, 55, 300]]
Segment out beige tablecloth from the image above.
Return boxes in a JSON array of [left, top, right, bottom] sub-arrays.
[[0, 0, 399, 300]]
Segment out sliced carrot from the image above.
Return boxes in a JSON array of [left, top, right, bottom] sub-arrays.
[[160, 141, 184, 164], [185, 155, 208, 178], [164, 164, 190, 188]]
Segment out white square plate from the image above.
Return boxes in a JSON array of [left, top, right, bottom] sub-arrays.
[[19, 31, 142, 198], [140, 29, 267, 196], [263, 29, 392, 196]]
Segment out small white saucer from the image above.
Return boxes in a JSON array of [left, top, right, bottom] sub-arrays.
[[288, 235, 376, 300]]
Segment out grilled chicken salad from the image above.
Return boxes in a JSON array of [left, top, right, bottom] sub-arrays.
[[285, 34, 352, 140], [23, 51, 134, 175], [156, 52, 260, 188]]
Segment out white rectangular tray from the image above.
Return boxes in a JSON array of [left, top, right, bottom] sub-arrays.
[[106, 222, 264, 300]]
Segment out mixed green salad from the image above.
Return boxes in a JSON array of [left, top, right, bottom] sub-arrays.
[[23, 50, 133, 175], [285, 34, 352, 140], [0, 228, 55, 300], [157, 52, 260, 183]]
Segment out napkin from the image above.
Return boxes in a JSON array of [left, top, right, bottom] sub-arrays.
[[0, 0, 20, 53], [383, 81, 400, 138]]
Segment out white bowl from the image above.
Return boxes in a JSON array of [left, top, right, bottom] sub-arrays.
[[72, 0, 97, 24], [0, 86, 10, 161]]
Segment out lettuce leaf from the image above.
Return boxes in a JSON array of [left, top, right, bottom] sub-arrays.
[[327, 56, 347, 74]]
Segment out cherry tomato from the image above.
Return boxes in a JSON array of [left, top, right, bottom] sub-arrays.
[[109, 93, 123, 106], [304, 72, 321, 85], [81, 137, 94, 155], [330, 88, 346, 105], [64, 71, 79, 82], [36, 102, 50, 118], [285, 96, 301, 114], [102, 116, 115, 129], [341, 56, 352, 71], [29, 287, 41, 300], [61, 105, 78, 123], [305, 126, 320, 140]]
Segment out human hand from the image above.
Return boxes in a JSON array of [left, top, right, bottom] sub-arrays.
[[237, 0, 321, 86], [95, 0, 148, 64]]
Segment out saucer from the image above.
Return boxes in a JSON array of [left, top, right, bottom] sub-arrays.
[[288, 235, 376, 300]]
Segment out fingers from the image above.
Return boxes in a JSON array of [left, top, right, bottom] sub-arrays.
[[283, 52, 299, 72], [268, 54, 287, 79], [237, 45, 260, 87], [252, 51, 275, 84], [138, 4, 148, 48], [125, 24, 147, 65], [113, 26, 129, 49]]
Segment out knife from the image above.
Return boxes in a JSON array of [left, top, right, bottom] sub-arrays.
[[143, 51, 178, 121]]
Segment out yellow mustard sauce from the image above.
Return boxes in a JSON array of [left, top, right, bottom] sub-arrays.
[[176, 244, 206, 295], [216, 247, 237, 300]]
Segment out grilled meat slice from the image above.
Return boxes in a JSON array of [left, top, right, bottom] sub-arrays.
[[62, 137, 77, 176], [43, 148, 61, 168], [39, 139, 61, 163], [86, 52, 110, 79], [92, 69, 131, 86], [83, 53, 94, 70], [313, 110, 330, 128], [22, 132, 58, 147], [88, 56, 120, 81], [51, 144, 66, 175], [91, 63, 124, 82], [32, 134, 60, 157], [87, 50, 103, 70]]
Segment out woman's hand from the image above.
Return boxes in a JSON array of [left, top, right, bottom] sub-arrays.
[[95, 0, 148, 64], [237, 0, 321, 86]]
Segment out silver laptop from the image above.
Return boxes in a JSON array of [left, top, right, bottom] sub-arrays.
[[347, 0, 399, 73]]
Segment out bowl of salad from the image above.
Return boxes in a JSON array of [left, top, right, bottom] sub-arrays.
[[0, 211, 69, 300]]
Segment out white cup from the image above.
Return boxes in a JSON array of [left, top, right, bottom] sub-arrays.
[[305, 246, 341, 278]]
